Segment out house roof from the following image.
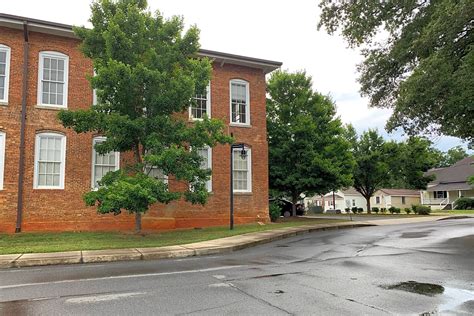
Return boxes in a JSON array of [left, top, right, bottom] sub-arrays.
[[0, 13, 282, 74], [341, 187, 361, 196], [425, 156, 474, 190], [377, 189, 420, 197]]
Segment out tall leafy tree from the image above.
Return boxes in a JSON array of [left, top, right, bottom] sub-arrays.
[[435, 146, 470, 167], [58, 0, 232, 232], [352, 130, 388, 213], [267, 70, 354, 215], [386, 137, 436, 189], [318, 0, 474, 143]]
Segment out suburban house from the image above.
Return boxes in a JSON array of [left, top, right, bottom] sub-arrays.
[[305, 188, 366, 212], [0, 13, 282, 233], [420, 156, 474, 210], [371, 189, 421, 209]]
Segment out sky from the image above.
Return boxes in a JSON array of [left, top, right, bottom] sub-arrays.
[[2, 0, 468, 151]]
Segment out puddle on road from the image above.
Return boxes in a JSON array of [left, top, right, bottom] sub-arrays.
[[381, 281, 474, 314], [438, 287, 474, 314], [381, 281, 444, 296]]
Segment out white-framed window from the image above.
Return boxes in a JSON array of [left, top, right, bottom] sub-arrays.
[[91, 137, 119, 189], [37, 51, 69, 108], [0, 44, 11, 103], [233, 147, 251, 192], [376, 196, 380, 204], [189, 84, 210, 120], [33, 132, 66, 189], [352, 199, 356, 207], [0, 131, 5, 190], [230, 79, 250, 125], [196, 146, 212, 192], [434, 191, 447, 199], [144, 151, 168, 184]]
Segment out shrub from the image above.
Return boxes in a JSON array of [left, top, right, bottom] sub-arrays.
[[269, 201, 281, 222], [351, 207, 358, 214], [411, 204, 418, 214], [372, 207, 379, 214], [453, 197, 474, 210], [380, 207, 387, 214], [357, 207, 364, 213], [388, 206, 396, 214], [345, 207, 350, 213], [404, 208, 411, 214], [413, 205, 431, 215], [394, 207, 401, 214]]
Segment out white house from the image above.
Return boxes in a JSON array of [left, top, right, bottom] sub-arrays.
[[305, 188, 366, 212]]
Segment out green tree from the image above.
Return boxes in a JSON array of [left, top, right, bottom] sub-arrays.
[[318, 0, 474, 143], [387, 137, 436, 189], [352, 130, 388, 213], [58, 0, 232, 232], [267, 70, 354, 216], [439, 146, 469, 167]]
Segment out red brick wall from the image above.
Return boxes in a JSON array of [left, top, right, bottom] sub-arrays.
[[0, 27, 269, 233]]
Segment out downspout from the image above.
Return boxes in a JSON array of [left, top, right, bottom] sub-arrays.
[[15, 21, 29, 233]]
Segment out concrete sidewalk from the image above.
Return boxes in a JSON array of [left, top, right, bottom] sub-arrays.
[[0, 216, 456, 269]]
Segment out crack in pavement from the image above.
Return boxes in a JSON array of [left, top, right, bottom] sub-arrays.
[[176, 299, 245, 315], [297, 276, 391, 314], [227, 283, 293, 315]]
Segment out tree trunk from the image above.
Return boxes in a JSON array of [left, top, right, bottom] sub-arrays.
[[292, 196, 298, 217], [366, 197, 371, 214], [332, 191, 336, 210], [135, 212, 142, 233]]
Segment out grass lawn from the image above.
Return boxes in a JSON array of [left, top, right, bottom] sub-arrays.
[[0, 218, 343, 255], [430, 210, 474, 216]]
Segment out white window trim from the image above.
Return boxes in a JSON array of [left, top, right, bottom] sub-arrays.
[[0, 131, 5, 190], [33, 132, 67, 189], [199, 146, 212, 192], [229, 79, 250, 126], [37, 51, 69, 109], [189, 83, 211, 121], [233, 147, 252, 193], [0, 44, 11, 104], [91, 136, 120, 189]]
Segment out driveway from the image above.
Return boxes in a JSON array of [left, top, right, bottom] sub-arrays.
[[1, 218, 473, 315]]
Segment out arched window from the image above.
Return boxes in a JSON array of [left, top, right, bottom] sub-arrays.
[[37, 51, 69, 108], [34, 132, 66, 189], [0, 131, 5, 190], [229, 79, 250, 125], [91, 136, 120, 189], [0, 44, 11, 103], [233, 146, 252, 192]]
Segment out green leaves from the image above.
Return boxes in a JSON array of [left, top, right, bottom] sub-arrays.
[[60, 0, 231, 229], [267, 70, 355, 201], [319, 0, 474, 142]]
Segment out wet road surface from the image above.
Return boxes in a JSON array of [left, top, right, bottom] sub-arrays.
[[0, 218, 473, 315]]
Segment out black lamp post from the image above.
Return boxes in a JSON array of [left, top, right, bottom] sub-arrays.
[[230, 142, 247, 230]]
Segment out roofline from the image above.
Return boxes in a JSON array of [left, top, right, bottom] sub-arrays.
[[0, 12, 282, 73]]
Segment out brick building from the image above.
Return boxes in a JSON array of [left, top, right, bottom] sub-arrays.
[[0, 13, 281, 233]]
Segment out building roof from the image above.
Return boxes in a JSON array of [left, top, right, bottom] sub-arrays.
[[377, 189, 420, 197], [341, 187, 361, 196], [0, 13, 282, 74], [425, 156, 474, 191]]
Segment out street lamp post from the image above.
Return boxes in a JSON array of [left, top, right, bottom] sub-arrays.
[[230, 142, 247, 230]]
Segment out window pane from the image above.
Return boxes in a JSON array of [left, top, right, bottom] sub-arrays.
[[0, 64, 5, 76]]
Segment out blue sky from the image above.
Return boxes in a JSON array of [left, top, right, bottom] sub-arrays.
[[3, 0, 469, 151]]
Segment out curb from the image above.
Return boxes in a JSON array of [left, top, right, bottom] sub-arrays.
[[0, 222, 374, 269]]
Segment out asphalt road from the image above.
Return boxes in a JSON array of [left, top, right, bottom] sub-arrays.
[[1, 218, 473, 315]]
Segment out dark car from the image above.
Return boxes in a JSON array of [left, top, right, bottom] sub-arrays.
[[270, 198, 305, 217]]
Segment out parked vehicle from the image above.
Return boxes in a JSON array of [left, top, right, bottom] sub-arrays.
[[270, 198, 305, 217]]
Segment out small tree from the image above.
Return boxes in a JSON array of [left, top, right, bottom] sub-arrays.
[[267, 70, 354, 216], [352, 130, 388, 214], [59, 0, 232, 232]]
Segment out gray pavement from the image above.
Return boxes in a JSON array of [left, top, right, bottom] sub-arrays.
[[0, 218, 473, 315]]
